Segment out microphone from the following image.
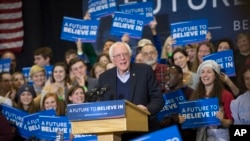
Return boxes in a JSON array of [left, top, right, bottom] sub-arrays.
[[98, 84, 111, 96], [87, 85, 101, 97]]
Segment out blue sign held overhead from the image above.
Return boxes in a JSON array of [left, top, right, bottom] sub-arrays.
[[157, 89, 186, 121], [131, 125, 183, 141], [88, 0, 117, 19], [110, 11, 145, 39], [171, 19, 208, 46], [203, 49, 236, 77], [0, 58, 11, 73], [67, 100, 126, 121], [119, 1, 154, 25], [61, 16, 100, 42], [179, 97, 220, 129]]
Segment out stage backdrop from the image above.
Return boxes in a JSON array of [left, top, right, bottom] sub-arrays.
[[82, 0, 250, 53]]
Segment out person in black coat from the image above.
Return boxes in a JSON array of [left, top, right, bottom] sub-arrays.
[[98, 42, 164, 141]]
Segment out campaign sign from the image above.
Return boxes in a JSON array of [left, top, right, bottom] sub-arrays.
[[67, 100, 125, 121], [39, 116, 71, 141], [88, 0, 117, 19], [131, 125, 183, 141], [179, 97, 220, 129], [22, 67, 33, 85], [157, 89, 186, 121], [110, 11, 145, 39], [61, 16, 100, 42], [44, 65, 53, 80], [22, 109, 56, 138], [171, 19, 208, 46], [0, 104, 28, 137], [73, 134, 97, 141], [119, 1, 154, 25], [0, 58, 11, 72], [203, 49, 235, 77]]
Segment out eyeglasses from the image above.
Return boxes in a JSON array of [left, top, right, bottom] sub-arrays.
[[113, 52, 130, 59], [142, 51, 155, 56]]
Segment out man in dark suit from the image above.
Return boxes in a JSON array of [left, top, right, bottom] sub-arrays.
[[98, 42, 164, 140]]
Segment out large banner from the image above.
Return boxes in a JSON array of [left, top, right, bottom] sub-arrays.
[[67, 100, 126, 121], [82, 0, 250, 53]]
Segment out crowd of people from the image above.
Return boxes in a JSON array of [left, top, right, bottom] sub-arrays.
[[0, 16, 250, 141]]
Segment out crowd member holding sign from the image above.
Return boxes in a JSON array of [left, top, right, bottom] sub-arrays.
[[42, 93, 66, 116], [160, 64, 196, 141], [215, 39, 239, 97], [1, 50, 17, 73], [98, 42, 164, 140], [15, 84, 40, 113], [188, 60, 234, 141], [230, 66, 250, 124]]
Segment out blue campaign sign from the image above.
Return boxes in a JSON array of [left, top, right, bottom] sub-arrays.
[[0, 58, 11, 72], [110, 11, 145, 39], [88, 0, 117, 19], [119, 1, 154, 25], [203, 49, 236, 77], [44, 65, 53, 80], [131, 125, 183, 141], [73, 134, 97, 141], [22, 67, 33, 85], [0, 104, 28, 137], [171, 19, 208, 46], [67, 100, 126, 121], [61, 16, 100, 42], [179, 97, 220, 129], [157, 89, 186, 121], [39, 116, 71, 141]]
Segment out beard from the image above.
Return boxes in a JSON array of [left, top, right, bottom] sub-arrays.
[[144, 58, 157, 65]]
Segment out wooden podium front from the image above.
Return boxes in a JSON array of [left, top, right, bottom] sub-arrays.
[[68, 100, 150, 141]]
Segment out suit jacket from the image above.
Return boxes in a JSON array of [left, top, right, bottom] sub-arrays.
[[98, 63, 164, 131]]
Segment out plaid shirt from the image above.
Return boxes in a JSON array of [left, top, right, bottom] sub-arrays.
[[154, 63, 168, 93]]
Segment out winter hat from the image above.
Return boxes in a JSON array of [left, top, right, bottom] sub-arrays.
[[137, 38, 152, 48], [17, 84, 36, 99], [197, 60, 220, 76]]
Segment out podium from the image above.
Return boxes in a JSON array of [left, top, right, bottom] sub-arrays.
[[67, 100, 150, 141]]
